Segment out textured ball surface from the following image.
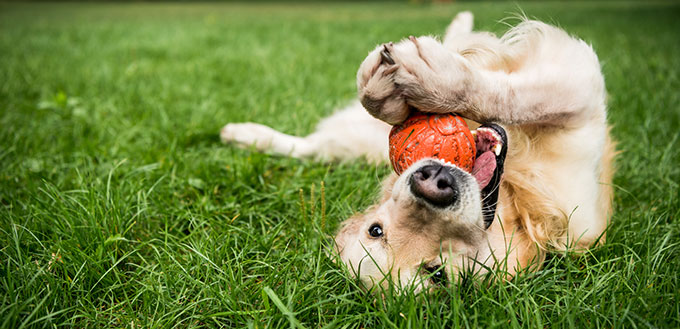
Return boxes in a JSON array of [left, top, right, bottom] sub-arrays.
[[389, 113, 476, 175]]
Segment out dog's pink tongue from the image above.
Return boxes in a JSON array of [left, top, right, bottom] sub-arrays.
[[472, 151, 496, 189]]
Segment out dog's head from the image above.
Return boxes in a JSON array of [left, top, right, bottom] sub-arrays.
[[334, 124, 507, 292]]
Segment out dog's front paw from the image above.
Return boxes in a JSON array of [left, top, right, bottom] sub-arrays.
[[358, 36, 472, 121], [357, 44, 410, 125], [392, 36, 472, 111]]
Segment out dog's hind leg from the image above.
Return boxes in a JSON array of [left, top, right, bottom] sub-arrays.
[[443, 11, 474, 46], [221, 122, 316, 158], [221, 101, 391, 163]]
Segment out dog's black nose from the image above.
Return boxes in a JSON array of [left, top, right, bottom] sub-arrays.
[[410, 164, 458, 207]]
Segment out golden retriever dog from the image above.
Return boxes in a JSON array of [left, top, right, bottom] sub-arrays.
[[221, 12, 615, 292]]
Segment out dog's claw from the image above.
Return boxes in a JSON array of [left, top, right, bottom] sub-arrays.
[[381, 47, 395, 65]]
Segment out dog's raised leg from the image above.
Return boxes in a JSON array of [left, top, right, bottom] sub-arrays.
[[443, 11, 473, 46], [358, 20, 606, 128]]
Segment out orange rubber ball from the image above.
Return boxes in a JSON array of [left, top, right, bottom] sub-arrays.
[[389, 112, 476, 175]]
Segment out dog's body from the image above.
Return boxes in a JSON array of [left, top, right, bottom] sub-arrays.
[[221, 12, 615, 291]]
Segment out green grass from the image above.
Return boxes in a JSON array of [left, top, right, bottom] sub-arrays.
[[1, 1, 679, 328]]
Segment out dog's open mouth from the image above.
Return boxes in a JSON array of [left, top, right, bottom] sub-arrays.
[[472, 124, 508, 228], [472, 126, 504, 189]]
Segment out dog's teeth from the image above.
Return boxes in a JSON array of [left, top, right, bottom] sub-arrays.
[[471, 130, 477, 137], [493, 144, 502, 156], [481, 127, 501, 141]]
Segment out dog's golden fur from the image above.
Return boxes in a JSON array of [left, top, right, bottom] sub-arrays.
[[221, 12, 615, 291]]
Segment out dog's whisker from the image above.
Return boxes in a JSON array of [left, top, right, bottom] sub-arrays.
[[480, 182, 502, 203]]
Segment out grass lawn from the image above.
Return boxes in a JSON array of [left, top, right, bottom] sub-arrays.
[[1, 1, 679, 327]]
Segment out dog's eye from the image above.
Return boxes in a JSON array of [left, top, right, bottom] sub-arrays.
[[425, 266, 447, 286], [368, 223, 383, 238]]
